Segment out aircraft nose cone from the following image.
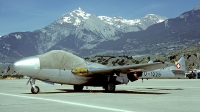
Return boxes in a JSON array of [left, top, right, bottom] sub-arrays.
[[13, 56, 40, 76]]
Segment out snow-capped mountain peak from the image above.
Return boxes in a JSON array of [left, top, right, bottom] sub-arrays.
[[58, 7, 167, 30], [59, 7, 91, 26], [98, 14, 167, 31], [143, 14, 167, 22], [193, 4, 200, 10], [71, 7, 91, 19]]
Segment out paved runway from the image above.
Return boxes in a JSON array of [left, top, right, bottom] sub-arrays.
[[0, 79, 200, 112]]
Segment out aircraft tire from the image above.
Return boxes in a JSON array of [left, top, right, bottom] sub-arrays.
[[74, 85, 84, 92], [104, 82, 116, 93], [31, 86, 40, 94]]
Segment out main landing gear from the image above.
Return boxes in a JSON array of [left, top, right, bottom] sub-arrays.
[[103, 76, 116, 93], [104, 82, 116, 92], [27, 78, 40, 94]]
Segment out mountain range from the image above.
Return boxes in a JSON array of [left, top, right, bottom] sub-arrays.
[[0, 5, 200, 63]]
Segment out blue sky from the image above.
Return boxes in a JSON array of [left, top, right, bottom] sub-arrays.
[[0, 0, 199, 36]]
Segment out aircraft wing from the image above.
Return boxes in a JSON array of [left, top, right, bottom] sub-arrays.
[[72, 62, 174, 77]]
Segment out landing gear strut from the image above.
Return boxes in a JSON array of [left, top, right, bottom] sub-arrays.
[[27, 78, 40, 94]]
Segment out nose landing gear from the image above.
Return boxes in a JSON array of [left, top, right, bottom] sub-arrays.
[[27, 78, 40, 94]]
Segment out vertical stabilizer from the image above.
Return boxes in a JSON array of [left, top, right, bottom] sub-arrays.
[[175, 57, 186, 71], [170, 57, 186, 77]]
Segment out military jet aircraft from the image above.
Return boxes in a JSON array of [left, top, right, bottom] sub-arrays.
[[10, 50, 175, 94]]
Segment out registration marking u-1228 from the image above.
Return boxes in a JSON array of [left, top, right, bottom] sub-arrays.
[[143, 71, 161, 77]]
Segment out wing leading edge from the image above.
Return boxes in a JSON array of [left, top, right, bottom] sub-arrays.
[[72, 62, 175, 76]]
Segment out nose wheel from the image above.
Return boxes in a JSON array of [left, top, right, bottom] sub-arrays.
[[31, 86, 40, 94], [27, 78, 40, 94]]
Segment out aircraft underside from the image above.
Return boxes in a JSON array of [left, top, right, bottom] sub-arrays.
[[28, 72, 140, 94]]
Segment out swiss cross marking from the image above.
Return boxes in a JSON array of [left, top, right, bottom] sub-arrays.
[[176, 63, 181, 69]]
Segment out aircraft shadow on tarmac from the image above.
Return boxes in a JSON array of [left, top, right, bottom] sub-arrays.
[[21, 88, 182, 95], [56, 89, 170, 95], [138, 88, 184, 91]]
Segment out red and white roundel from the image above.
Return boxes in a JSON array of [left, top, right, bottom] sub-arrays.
[[176, 63, 181, 69]]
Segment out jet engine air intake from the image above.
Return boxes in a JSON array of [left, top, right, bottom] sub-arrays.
[[127, 72, 142, 82]]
